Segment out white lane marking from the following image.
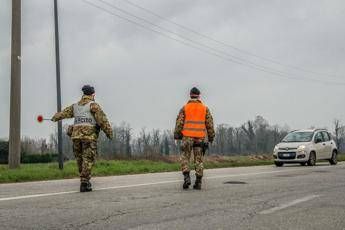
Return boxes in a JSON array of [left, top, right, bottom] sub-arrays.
[[0, 165, 341, 202], [0, 191, 77, 202], [96, 180, 181, 191], [260, 195, 320, 215]]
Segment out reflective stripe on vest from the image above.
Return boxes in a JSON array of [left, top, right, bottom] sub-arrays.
[[73, 102, 97, 126], [182, 102, 207, 138]]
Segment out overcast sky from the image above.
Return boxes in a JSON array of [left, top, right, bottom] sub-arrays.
[[1, 0, 345, 139]]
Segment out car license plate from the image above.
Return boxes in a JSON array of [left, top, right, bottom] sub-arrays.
[[283, 153, 290, 157]]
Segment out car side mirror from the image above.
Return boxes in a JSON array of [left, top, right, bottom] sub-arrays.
[[315, 138, 322, 143]]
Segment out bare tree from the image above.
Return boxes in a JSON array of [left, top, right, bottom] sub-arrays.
[[234, 127, 243, 154], [20, 116, 296, 159], [333, 119, 345, 153], [334, 119, 341, 148], [242, 121, 256, 153]]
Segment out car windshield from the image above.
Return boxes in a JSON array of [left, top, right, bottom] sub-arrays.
[[282, 132, 314, 143]]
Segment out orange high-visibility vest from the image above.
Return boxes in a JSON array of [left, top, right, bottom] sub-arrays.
[[182, 102, 207, 138]]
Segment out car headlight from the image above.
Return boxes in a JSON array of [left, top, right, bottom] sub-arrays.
[[297, 145, 306, 152], [273, 146, 278, 152]]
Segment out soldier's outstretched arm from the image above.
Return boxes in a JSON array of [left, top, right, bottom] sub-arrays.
[[91, 103, 113, 139], [51, 105, 74, 122], [205, 107, 215, 143], [174, 108, 185, 140]]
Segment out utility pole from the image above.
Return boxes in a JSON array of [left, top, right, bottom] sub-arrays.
[[8, 0, 21, 169], [54, 0, 63, 169]]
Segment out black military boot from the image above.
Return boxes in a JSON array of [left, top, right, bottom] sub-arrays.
[[80, 181, 92, 192], [86, 181, 93, 192], [193, 175, 202, 190], [183, 172, 191, 189]]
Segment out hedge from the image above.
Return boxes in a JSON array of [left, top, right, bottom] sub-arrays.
[[0, 141, 9, 164], [0, 141, 58, 164]]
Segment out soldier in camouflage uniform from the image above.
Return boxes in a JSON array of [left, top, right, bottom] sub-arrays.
[[174, 87, 215, 190], [51, 85, 113, 192]]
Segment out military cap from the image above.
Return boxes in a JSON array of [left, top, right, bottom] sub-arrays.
[[190, 87, 201, 97], [82, 85, 95, 95]]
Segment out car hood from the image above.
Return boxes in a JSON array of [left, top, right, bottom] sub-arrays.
[[277, 142, 310, 149]]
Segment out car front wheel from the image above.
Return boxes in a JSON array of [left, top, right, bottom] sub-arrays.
[[307, 152, 316, 166], [329, 151, 338, 165]]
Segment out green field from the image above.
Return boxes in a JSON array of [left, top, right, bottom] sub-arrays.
[[0, 154, 344, 184]]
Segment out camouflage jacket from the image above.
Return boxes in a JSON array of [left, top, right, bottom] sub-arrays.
[[174, 99, 215, 142], [51, 95, 113, 141]]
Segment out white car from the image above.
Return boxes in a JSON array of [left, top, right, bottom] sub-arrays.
[[273, 129, 338, 167]]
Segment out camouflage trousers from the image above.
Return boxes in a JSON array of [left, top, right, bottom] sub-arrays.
[[73, 139, 97, 182], [180, 137, 204, 176]]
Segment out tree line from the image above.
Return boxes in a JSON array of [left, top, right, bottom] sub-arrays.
[[9, 116, 343, 160]]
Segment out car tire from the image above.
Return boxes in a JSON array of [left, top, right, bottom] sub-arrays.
[[275, 161, 284, 167], [300, 162, 307, 166], [307, 152, 316, 166], [329, 150, 338, 165]]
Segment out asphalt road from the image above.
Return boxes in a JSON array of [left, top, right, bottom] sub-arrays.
[[1, 162, 345, 230]]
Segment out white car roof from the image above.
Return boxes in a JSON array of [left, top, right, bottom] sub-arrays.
[[293, 129, 328, 133]]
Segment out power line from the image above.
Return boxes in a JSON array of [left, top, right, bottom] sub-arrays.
[[82, 0, 345, 85], [122, 0, 343, 80], [94, 0, 345, 85], [95, 0, 318, 82], [84, 0, 345, 85]]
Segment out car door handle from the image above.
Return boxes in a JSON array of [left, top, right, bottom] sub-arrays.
[[323, 143, 326, 146]]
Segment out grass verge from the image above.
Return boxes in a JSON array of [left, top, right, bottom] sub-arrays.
[[0, 154, 344, 184]]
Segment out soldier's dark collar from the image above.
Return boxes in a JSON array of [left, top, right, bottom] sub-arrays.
[[188, 99, 202, 103]]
